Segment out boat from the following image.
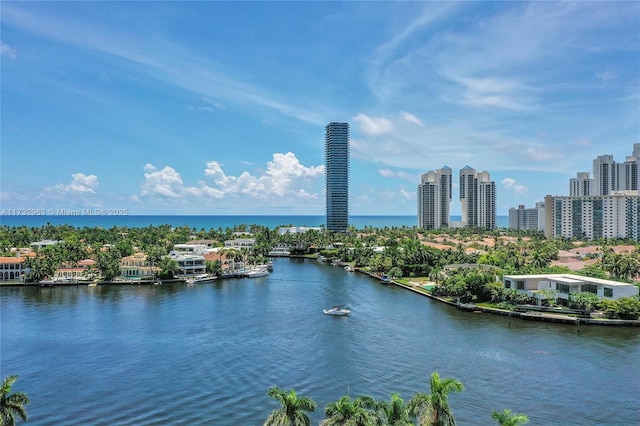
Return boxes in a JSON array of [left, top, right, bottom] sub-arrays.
[[267, 247, 291, 257], [317, 255, 327, 262], [323, 306, 351, 316], [187, 274, 217, 284], [344, 265, 354, 272], [380, 274, 391, 284], [267, 261, 274, 271], [246, 265, 270, 278]]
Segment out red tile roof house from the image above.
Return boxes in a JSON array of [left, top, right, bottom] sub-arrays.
[[0, 257, 27, 282], [55, 259, 97, 282]]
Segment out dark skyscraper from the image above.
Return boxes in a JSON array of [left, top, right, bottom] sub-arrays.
[[325, 122, 349, 232]]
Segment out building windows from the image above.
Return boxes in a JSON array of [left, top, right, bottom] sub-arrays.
[[582, 283, 597, 294], [603, 287, 613, 297], [505, 279, 511, 289], [516, 280, 525, 290], [325, 122, 350, 232], [556, 283, 570, 293]]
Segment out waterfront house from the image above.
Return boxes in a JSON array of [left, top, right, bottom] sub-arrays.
[[223, 238, 255, 250], [0, 256, 26, 282], [203, 248, 240, 274], [185, 239, 218, 249], [55, 259, 97, 281], [172, 243, 209, 255], [168, 253, 206, 277], [119, 253, 158, 280], [503, 273, 639, 304]]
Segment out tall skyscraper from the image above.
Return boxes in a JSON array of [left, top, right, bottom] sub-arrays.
[[325, 122, 349, 232], [460, 166, 496, 229], [417, 166, 452, 229], [592, 154, 617, 196], [570, 172, 593, 196], [618, 143, 640, 193]]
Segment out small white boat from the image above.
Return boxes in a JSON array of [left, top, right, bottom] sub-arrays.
[[323, 306, 350, 316], [344, 265, 354, 272]]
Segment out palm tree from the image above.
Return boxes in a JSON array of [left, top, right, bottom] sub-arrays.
[[376, 393, 412, 426], [491, 409, 529, 426], [0, 375, 29, 426], [322, 395, 382, 426], [408, 372, 464, 426], [220, 248, 237, 273], [264, 386, 316, 426]]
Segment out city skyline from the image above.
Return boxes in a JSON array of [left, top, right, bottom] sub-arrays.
[[1, 2, 638, 216]]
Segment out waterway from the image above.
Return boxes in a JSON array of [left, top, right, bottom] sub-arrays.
[[1, 258, 638, 425]]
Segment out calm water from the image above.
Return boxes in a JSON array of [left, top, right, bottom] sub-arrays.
[[1, 259, 638, 425], [0, 214, 509, 230]]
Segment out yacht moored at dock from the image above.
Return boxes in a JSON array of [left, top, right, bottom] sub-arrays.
[[186, 274, 217, 284]]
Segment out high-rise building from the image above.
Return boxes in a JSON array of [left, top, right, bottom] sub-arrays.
[[569, 172, 592, 196], [417, 166, 452, 229], [508, 202, 546, 231], [460, 166, 496, 229], [618, 143, 640, 193], [545, 193, 640, 241], [592, 154, 617, 196], [584, 145, 640, 196], [325, 122, 349, 232]]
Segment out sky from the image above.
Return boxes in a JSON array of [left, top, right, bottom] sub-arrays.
[[1, 1, 639, 216]]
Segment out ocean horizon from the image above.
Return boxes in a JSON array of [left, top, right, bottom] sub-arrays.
[[0, 214, 510, 230]]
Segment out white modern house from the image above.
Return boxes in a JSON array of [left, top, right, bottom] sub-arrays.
[[503, 273, 639, 303], [223, 238, 255, 250], [278, 226, 322, 235], [172, 243, 209, 255], [168, 253, 206, 276]]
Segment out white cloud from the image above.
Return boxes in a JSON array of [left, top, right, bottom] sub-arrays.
[[50, 173, 99, 194], [202, 97, 225, 110], [574, 138, 592, 147], [378, 169, 396, 178], [377, 168, 418, 183], [141, 166, 193, 199], [502, 177, 527, 193], [444, 72, 536, 111], [353, 113, 394, 135], [0, 42, 16, 59], [595, 70, 616, 82], [400, 112, 424, 126], [141, 153, 324, 205], [524, 146, 558, 162], [399, 188, 412, 200], [32, 173, 101, 207]]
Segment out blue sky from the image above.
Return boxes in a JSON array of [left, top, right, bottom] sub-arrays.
[[1, 1, 638, 216]]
